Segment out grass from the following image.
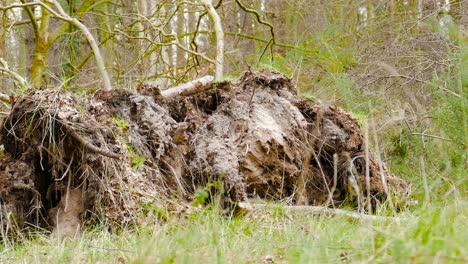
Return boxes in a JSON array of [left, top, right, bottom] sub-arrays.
[[1, 202, 466, 263]]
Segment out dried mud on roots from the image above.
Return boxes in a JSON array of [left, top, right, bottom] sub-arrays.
[[0, 71, 410, 238]]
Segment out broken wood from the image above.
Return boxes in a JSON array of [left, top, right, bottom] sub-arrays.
[[238, 202, 401, 222], [161, 75, 214, 98]]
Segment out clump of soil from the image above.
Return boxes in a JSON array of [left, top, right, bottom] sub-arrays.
[[0, 70, 410, 238]]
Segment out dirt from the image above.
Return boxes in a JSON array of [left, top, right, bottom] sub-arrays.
[[0, 70, 410, 238]]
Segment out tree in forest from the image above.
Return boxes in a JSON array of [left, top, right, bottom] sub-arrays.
[[0, 0, 461, 96]]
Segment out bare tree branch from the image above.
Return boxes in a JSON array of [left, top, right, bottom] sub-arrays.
[[0, 58, 29, 89], [48, 0, 112, 90], [1, 0, 112, 90], [19, 0, 39, 38], [234, 0, 276, 62]]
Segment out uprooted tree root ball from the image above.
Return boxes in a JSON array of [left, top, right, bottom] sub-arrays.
[[0, 71, 410, 238]]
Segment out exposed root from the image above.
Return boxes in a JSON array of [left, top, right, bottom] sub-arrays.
[[0, 70, 411, 238]]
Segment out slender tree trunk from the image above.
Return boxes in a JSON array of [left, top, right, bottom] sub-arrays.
[[201, 0, 224, 80], [31, 6, 51, 89], [137, 0, 148, 77], [0, 2, 4, 90]]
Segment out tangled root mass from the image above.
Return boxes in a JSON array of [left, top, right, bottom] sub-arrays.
[[0, 71, 410, 237]]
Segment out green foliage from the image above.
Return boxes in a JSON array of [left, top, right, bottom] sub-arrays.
[[130, 155, 146, 171], [193, 189, 210, 207], [192, 178, 225, 208], [258, 24, 356, 77], [125, 144, 146, 171], [323, 73, 379, 115], [388, 49, 466, 203], [301, 27, 356, 74], [112, 117, 129, 132]]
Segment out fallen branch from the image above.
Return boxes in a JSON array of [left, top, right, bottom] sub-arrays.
[[161, 76, 214, 98], [238, 202, 401, 222], [410, 132, 452, 141]]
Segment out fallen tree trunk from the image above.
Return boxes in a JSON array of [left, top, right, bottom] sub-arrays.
[[0, 70, 411, 238], [161, 76, 214, 98]]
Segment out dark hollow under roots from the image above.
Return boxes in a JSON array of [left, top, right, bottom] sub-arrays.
[[0, 70, 410, 238]]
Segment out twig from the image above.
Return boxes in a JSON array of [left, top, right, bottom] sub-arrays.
[[248, 84, 257, 107], [410, 132, 452, 141], [324, 153, 338, 207], [19, 0, 39, 38], [190, 0, 223, 59], [238, 202, 401, 222], [234, 0, 275, 45], [88, 246, 136, 253], [0, 58, 29, 89], [364, 119, 371, 213], [234, 0, 275, 62], [66, 129, 121, 159]]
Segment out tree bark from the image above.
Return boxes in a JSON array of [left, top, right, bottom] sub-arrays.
[[31, 5, 51, 89], [201, 0, 224, 81], [161, 75, 214, 97]]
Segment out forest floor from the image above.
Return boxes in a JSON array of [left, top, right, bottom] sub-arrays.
[[0, 67, 466, 263]]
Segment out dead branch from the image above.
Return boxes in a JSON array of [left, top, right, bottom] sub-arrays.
[[53, 118, 122, 159], [410, 132, 452, 141], [161, 75, 214, 98], [238, 202, 401, 222]]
